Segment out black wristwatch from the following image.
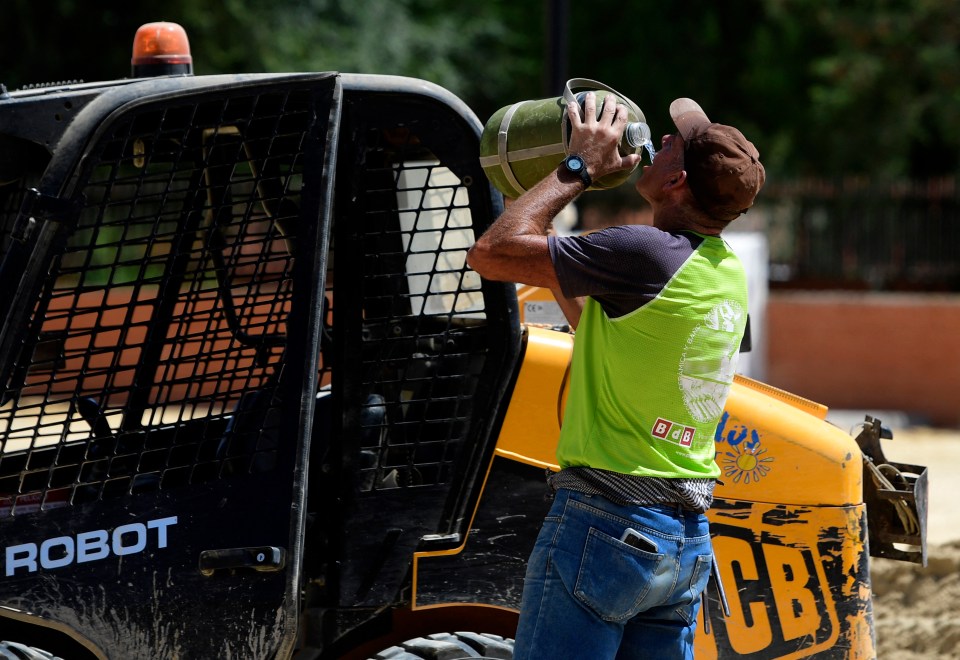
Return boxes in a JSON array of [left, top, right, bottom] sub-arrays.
[[562, 154, 592, 188]]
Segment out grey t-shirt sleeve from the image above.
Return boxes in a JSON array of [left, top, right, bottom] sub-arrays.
[[548, 225, 701, 318]]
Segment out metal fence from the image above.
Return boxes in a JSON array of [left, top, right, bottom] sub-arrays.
[[759, 177, 960, 291], [578, 175, 960, 293]]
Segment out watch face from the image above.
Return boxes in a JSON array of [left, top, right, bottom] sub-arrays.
[[567, 155, 585, 171]]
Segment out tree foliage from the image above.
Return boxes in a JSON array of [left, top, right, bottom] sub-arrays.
[[1, 0, 958, 180], [796, 0, 960, 178]]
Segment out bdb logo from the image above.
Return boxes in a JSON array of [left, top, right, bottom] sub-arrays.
[[651, 417, 695, 447]]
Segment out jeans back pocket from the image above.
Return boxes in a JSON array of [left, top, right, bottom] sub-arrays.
[[572, 527, 668, 622]]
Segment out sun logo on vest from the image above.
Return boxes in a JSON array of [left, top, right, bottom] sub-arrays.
[[678, 299, 745, 423]]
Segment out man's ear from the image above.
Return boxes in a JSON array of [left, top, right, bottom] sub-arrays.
[[664, 169, 687, 192]]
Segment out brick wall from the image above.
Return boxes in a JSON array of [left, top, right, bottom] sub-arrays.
[[767, 292, 960, 427]]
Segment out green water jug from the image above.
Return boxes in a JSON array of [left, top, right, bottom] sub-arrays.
[[479, 78, 652, 199]]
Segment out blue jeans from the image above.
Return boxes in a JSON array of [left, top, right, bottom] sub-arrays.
[[513, 489, 712, 660]]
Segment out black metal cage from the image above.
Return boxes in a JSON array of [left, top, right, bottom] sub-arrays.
[[0, 74, 521, 656]]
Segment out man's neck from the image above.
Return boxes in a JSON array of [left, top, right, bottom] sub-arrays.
[[652, 201, 725, 236]]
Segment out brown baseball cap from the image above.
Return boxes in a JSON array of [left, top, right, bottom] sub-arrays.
[[670, 98, 765, 222]]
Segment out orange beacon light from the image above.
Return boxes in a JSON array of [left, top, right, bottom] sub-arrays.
[[131, 22, 193, 78]]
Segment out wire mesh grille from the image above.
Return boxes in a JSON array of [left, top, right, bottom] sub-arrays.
[[349, 125, 487, 493], [0, 84, 497, 521], [0, 89, 317, 516]]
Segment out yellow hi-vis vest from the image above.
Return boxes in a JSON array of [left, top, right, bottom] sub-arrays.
[[556, 236, 748, 479]]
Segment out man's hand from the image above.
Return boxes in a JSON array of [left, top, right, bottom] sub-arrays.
[[567, 92, 642, 181], [466, 91, 642, 289]]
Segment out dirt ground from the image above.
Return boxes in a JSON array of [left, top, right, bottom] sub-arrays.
[[867, 426, 960, 659]]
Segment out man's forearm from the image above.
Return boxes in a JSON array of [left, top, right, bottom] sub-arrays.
[[481, 169, 584, 244], [465, 168, 585, 287]]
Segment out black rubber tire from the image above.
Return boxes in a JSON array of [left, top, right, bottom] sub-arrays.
[[0, 642, 63, 660], [370, 632, 514, 660]]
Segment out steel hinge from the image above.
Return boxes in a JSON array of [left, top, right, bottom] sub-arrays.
[[12, 188, 82, 243]]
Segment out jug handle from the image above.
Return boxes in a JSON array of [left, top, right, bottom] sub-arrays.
[[563, 78, 646, 122], [561, 78, 646, 151]]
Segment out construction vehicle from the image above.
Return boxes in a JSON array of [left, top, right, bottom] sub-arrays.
[[0, 22, 927, 659]]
